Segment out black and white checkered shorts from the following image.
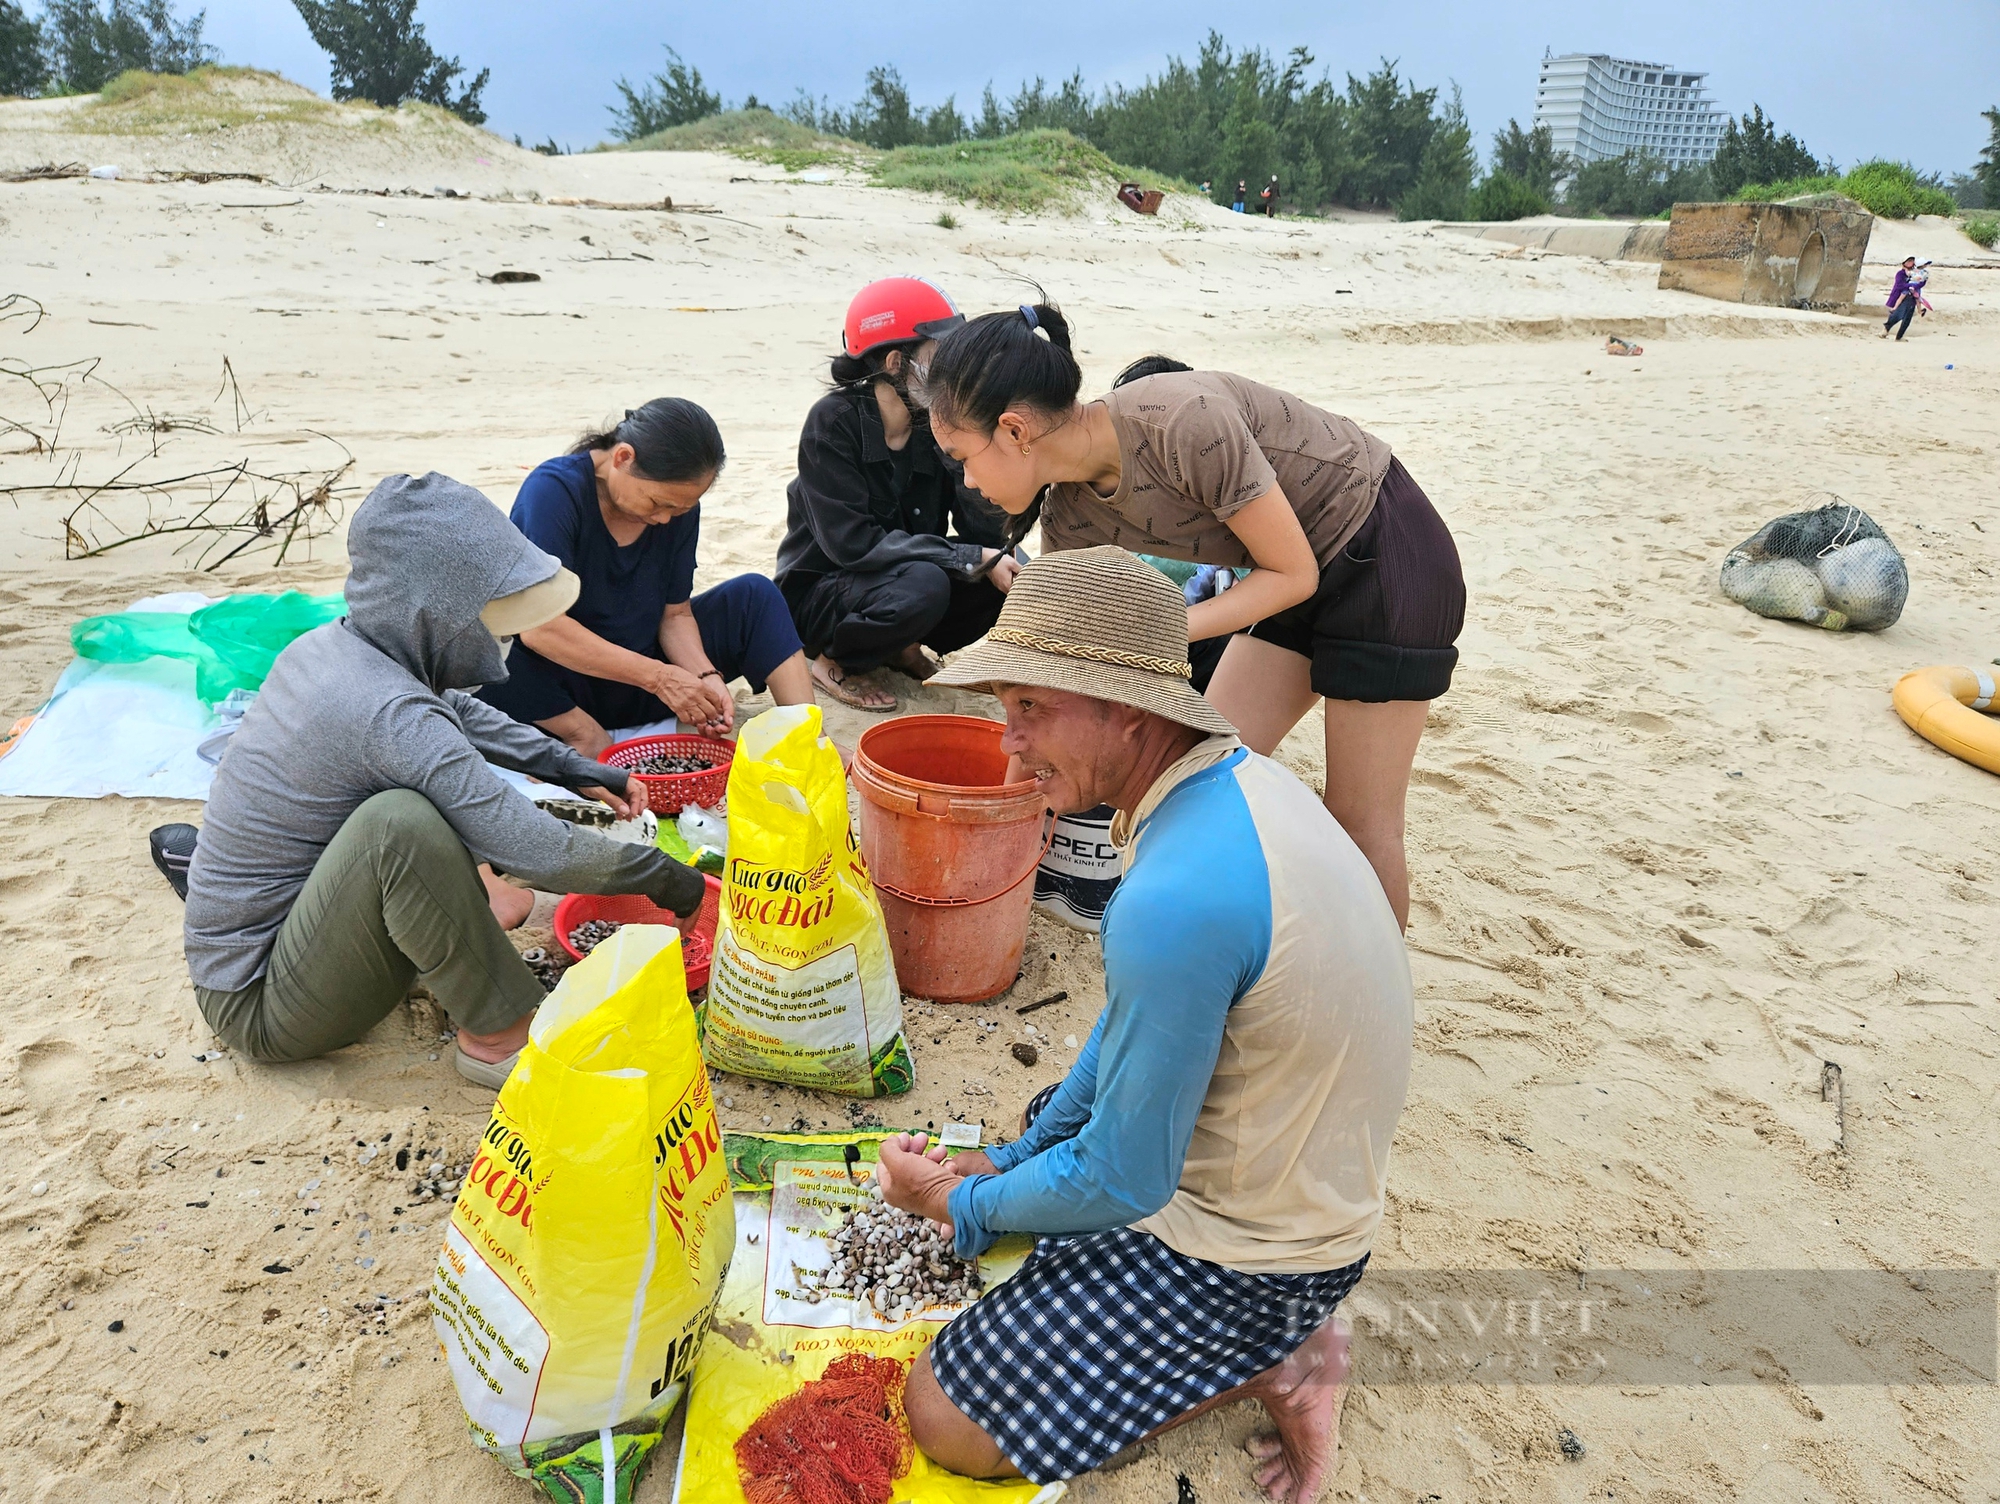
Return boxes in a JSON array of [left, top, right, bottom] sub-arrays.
[[928, 1225, 1368, 1484]]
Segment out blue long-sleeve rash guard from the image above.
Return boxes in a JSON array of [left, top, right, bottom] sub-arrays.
[[946, 747, 1273, 1259]]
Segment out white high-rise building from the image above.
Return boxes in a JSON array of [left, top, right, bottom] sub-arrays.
[[1533, 52, 1726, 167]]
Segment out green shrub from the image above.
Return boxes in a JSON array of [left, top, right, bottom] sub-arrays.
[[1965, 214, 1999, 249], [873, 128, 1196, 213], [78, 65, 333, 132], [1734, 159, 1959, 219], [1467, 169, 1550, 221], [612, 107, 859, 170]]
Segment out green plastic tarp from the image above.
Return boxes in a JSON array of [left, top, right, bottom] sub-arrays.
[[70, 591, 346, 705]]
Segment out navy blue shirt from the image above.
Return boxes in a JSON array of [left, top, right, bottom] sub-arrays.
[[510, 452, 699, 656]]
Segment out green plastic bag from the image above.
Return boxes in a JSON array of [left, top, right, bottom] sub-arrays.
[[70, 591, 345, 705]]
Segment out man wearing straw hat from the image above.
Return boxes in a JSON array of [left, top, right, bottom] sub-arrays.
[[876, 546, 1414, 1502]]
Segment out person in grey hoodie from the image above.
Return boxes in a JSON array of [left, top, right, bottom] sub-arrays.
[[182, 472, 707, 1086]]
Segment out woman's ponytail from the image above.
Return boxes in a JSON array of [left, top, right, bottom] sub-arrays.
[[829, 351, 874, 386], [1026, 303, 1072, 353], [925, 299, 1082, 432]]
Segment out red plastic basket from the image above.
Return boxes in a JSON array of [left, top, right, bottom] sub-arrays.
[[598, 733, 734, 816], [553, 875, 723, 991]]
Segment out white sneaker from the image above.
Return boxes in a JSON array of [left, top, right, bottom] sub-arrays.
[[454, 1047, 518, 1089]]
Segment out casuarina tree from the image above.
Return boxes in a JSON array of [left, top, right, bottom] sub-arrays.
[[1976, 106, 2000, 210], [291, 0, 487, 124], [1710, 104, 1823, 195], [607, 45, 718, 141], [1396, 85, 1475, 220], [784, 64, 965, 148], [40, 0, 215, 93], [0, 0, 44, 95], [1491, 118, 1571, 198]]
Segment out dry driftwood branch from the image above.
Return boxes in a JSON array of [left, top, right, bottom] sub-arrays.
[[48, 449, 355, 569], [0, 293, 45, 335], [0, 319, 356, 568]]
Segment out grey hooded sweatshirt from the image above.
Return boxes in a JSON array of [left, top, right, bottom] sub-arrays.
[[184, 471, 705, 993]]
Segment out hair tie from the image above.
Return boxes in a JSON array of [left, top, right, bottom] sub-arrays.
[[1018, 305, 1039, 331], [623, 409, 635, 420]]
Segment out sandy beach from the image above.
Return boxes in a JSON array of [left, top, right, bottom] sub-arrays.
[[3, 74, 1999, 1503]]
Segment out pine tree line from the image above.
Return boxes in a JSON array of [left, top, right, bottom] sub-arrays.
[[5, 2, 1995, 221], [610, 33, 2000, 223], [0, 0, 212, 96]]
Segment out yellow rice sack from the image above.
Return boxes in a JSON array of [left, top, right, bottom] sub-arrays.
[[673, 1133, 1061, 1504], [430, 925, 734, 1504], [705, 704, 911, 1096]]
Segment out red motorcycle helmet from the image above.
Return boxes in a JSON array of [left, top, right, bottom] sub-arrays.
[[843, 276, 963, 358]]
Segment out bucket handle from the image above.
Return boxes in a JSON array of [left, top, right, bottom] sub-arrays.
[[870, 814, 1056, 909]]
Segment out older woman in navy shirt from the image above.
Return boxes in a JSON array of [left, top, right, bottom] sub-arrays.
[[478, 399, 812, 757]]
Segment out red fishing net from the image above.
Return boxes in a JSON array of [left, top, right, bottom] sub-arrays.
[[735, 1352, 913, 1504]]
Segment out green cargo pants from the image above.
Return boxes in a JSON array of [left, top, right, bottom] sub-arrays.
[[195, 789, 542, 1063]]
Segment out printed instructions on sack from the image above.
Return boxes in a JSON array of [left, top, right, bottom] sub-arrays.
[[432, 1222, 550, 1450], [705, 935, 873, 1091]]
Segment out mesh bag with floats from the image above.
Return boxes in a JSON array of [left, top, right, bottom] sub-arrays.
[[1719, 496, 1909, 632]]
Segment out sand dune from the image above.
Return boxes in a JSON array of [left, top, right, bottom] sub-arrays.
[[3, 74, 1998, 1504]]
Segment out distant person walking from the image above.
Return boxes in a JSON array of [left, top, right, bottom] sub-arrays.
[[1883, 256, 1920, 340], [1231, 180, 1247, 213], [1259, 175, 1279, 216]]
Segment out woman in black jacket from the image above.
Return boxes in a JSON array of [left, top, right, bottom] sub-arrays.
[[775, 277, 1015, 711]]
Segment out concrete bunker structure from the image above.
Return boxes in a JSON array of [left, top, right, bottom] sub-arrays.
[[1657, 197, 1873, 309]]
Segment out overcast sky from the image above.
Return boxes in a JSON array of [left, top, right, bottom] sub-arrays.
[[198, 0, 1997, 176]]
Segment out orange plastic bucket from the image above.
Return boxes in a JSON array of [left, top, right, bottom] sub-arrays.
[[851, 715, 1050, 1003]]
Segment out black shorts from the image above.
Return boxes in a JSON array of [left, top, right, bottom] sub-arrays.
[[1246, 457, 1465, 702]]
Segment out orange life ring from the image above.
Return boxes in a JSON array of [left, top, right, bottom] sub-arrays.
[[1893, 665, 2000, 775]]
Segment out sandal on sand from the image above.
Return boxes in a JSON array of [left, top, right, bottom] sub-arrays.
[[812, 660, 898, 712], [150, 823, 198, 900], [455, 1046, 520, 1090]]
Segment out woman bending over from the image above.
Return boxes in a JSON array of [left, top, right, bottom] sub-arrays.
[[924, 305, 1464, 928], [479, 398, 812, 755]]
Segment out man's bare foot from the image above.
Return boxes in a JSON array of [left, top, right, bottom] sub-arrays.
[[458, 1012, 531, 1064], [887, 642, 940, 682], [811, 655, 898, 711], [479, 864, 534, 930], [1240, 1317, 1350, 1503]]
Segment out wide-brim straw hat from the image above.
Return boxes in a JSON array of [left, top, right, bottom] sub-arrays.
[[933, 545, 1238, 736]]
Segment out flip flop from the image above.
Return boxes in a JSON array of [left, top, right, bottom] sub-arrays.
[[812, 661, 898, 712], [454, 1046, 519, 1090], [149, 823, 198, 900]]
